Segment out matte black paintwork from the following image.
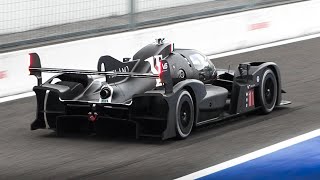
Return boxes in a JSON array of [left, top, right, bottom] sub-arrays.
[[29, 41, 287, 139]]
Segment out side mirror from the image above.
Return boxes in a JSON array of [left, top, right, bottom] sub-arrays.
[[238, 63, 251, 77]]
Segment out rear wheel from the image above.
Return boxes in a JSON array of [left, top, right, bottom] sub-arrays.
[[258, 68, 278, 114], [176, 90, 194, 139]]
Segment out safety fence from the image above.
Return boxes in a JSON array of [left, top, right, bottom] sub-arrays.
[[0, 0, 304, 50]]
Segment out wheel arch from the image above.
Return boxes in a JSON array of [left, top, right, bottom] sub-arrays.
[[250, 62, 282, 106], [261, 64, 282, 106], [267, 65, 281, 105], [133, 79, 206, 140], [172, 79, 206, 126]]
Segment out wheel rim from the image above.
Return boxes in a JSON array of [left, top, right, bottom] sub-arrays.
[[180, 101, 191, 128], [178, 70, 186, 79], [264, 77, 275, 104]]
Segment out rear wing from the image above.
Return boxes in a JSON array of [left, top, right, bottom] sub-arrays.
[[29, 53, 173, 94]]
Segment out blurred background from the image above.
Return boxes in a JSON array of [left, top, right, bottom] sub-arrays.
[[2, 1, 320, 179], [0, 0, 303, 52]]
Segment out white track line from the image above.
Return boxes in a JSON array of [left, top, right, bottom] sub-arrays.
[[1, 32, 320, 104], [176, 129, 320, 180], [0, 92, 35, 103]]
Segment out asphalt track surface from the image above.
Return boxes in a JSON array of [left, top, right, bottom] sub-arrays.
[[1, 37, 320, 179]]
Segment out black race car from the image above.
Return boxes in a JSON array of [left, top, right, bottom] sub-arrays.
[[29, 39, 290, 140]]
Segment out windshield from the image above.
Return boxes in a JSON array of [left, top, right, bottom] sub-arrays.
[[189, 53, 209, 71], [189, 53, 216, 83]]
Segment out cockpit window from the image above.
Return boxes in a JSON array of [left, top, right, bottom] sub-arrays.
[[188, 52, 217, 83], [189, 53, 209, 70]]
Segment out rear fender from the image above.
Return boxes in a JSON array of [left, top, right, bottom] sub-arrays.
[[31, 73, 89, 130], [34, 73, 90, 100], [132, 79, 206, 140]]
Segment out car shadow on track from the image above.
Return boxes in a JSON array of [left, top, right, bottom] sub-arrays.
[[37, 106, 296, 145], [188, 105, 296, 142], [38, 129, 173, 145]]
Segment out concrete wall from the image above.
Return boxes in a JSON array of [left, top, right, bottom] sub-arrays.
[[1, 0, 320, 97]]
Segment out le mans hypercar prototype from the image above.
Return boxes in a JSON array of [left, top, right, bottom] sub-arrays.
[[29, 39, 290, 140]]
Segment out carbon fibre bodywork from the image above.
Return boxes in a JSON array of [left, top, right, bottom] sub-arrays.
[[29, 40, 290, 140]]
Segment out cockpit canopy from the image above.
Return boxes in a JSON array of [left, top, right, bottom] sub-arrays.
[[175, 49, 217, 83]]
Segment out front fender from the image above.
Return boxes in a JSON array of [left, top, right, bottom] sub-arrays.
[[234, 62, 282, 106], [251, 62, 282, 106]]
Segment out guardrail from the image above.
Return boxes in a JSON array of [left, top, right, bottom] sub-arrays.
[[0, 0, 319, 98]]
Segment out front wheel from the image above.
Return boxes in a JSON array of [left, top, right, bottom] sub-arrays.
[[176, 90, 194, 139], [258, 68, 278, 114]]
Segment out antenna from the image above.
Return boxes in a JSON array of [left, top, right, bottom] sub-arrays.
[[156, 38, 165, 45]]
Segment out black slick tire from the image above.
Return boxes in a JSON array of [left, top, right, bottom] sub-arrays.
[[175, 90, 194, 139], [258, 68, 278, 114]]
